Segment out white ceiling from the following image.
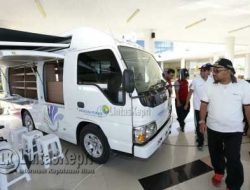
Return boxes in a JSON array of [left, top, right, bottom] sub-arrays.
[[1, 0, 250, 46]]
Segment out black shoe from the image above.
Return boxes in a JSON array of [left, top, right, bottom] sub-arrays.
[[197, 144, 203, 151], [180, 127, 184, 132]]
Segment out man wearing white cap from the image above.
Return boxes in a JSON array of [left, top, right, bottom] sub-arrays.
[[184, 63, 213, 150]]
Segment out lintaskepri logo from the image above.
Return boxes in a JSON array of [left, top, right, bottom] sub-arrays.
[[0, 148, 20, 174]]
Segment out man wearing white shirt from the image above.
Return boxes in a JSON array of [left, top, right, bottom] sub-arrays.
[[184, 63, 212, 150], [199, 58, 250, 190]]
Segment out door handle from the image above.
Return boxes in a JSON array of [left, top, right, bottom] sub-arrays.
[[77, 102, 85, 108]]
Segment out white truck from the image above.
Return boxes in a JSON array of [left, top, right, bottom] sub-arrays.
[[0, 27, 172, 163]]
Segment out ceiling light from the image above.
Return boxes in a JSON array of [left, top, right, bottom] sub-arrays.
[[34, 0, 47, 18], [228, 25, 250, 34], [185, 18, 206, 29], [127, 9, 140, 23]]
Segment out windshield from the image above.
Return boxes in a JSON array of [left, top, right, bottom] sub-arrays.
[[119, 46, 163, 93]]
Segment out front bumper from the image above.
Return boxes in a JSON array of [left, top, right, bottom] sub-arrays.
[[133, 116, 172, 158]]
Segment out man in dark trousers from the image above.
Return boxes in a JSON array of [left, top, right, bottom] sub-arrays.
[[184, 63, 213, 150], [199, 58, 250, 190], [174, 68, 190, 132]]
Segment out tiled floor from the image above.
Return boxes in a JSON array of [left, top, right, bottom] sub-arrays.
[[1, 99, 250, 190]]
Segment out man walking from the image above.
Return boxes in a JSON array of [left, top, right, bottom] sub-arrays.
[[199, 58, 250, 190], [184, 63, 212, 150], [174, 68, 190, 132]]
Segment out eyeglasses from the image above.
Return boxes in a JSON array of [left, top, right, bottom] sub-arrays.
[[201, 69, 210, 72], [212, 68, 227, 74]]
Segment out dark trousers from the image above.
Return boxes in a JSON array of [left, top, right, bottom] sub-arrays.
[[175, 100, 190, 129], [194, 110, 204, 146], [207, 128, 243, 190]]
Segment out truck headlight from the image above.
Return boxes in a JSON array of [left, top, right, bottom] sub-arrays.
[[133, 122, 157, 144]]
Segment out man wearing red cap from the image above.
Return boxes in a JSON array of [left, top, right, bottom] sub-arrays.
[[199, 58, 250, 190]]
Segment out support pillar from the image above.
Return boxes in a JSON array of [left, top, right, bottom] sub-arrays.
[[145, 30, 155, 54], [245, 54, 250, 80], [225, 36, 235, 62], [180, 58, 185, 68], [213, 55, 220, 63]]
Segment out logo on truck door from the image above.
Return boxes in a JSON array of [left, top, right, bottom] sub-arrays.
[[101, 105, 110, 114], [44, 105, 64, 131], [78, 105, 110, 117]]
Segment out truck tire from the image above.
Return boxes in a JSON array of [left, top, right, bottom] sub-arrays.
[[79, 124, 110, 164], [22, 111, 35, 131]]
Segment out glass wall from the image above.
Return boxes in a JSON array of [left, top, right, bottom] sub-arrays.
[[154, 41, 173, 54], [136, 40, 145, 48], [0, 72, 2, 92]]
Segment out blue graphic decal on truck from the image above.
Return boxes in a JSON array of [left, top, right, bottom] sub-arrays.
[[44, 105, 64, 131], [48, 105, 64, 124]]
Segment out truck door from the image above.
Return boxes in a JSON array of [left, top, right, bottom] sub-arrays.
[[63, 48, 133, 153], [41, 59, 68, 137]]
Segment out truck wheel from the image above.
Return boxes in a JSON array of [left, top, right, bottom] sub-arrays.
[[22, 111, 35, 131], [79, 124, 110, 164]]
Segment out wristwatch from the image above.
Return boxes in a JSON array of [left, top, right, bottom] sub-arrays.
[[198, 120, 205, 124]]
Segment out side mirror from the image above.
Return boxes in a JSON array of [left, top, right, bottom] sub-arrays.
[[123, 69, 135, 93]]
